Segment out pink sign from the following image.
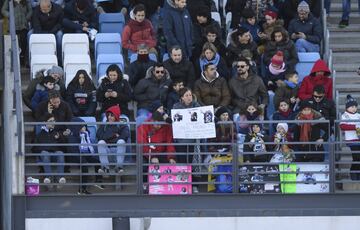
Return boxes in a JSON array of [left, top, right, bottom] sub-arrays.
[[148, 165, 192, 195]]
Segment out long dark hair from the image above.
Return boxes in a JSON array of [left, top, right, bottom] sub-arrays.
[[69, 70, 94, 90]]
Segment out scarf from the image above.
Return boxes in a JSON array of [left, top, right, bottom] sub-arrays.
[[299, 112, 314, 143], [279, 109, 291, 118], [79, 131, 95, 154], [199, 53, 221, 72], [269, 63, 286, 75], [284, 80, 297, 89]]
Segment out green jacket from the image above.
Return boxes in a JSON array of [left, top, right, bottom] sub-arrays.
[[1, 0, 32, 30]]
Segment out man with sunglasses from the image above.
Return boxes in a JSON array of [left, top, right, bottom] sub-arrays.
[[228, 57, 268, 114]]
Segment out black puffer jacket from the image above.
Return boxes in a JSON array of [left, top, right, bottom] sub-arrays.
[[128, 59, 156, 88], [288, 13, 322, 45], [32, 2, 63, 33], [163, 58, 196, 89]]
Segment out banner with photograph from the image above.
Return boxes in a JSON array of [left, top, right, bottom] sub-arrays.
[[171, 105, 216, 139]]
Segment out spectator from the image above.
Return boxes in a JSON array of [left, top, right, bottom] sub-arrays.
[[340, 95, 360, 180], [163, 45, 196, 88], [137, 111, 177, 164], [192, 5, 221, 45], [97, 0, 128, 14], [122, 4, 157, 57], [282, 0, 321, 28], [198, 42, 229, 80], [166, 79, 184, 110], [263, 26, 298, 72], [65, 70, 97, 117], [272, 99, 297, 133], [288, 1, 322, 53], [62, 0, 97, 34], [298, 59, 332, 101], [31, 75, 56, 111], [31, 0, 64, 61], [260, 8, 284, 43], [248, 0, 276, 22], [244, 123, 271, 162], [193, 63, 231, 109], [23, 66, 66, 109], [325, 0, 331, 16], [134, 62, 172, 122], [225, 0, 247, 29], [274, 72, 300, 110], [1, 0, 32, 64], [186, 0, 212, 22], [227, 27, 259, 66], [273, 123, 293, 152], [240, 8, 261, 44], [128, 0, 164, 32], [97, 64, 132, 117], [339, 0, 360, 27], [293, 100, 327, 162], [163, 0, 193, 58], [32, 113, 66, 185], [30, 0, 63, 8], [128, 44, 157, 88], [97, 105, 130, 174], [228, 57, 268, 113]]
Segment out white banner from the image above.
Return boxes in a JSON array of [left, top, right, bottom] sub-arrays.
[[171, 105, 216, 139]]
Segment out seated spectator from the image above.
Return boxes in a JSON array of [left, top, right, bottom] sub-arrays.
[[288, 1, 322, 53], [31, 0, 64, 61], [32, 113, 66, 185], [128, 44, 157, 88], [263, 26, 298, 72], [244, 123, 271, 162], [67, 117, 101, 194], [193, 63, 231, 110], [122, 4, 157, 57], [97, 105, 130, 174], [282, 0, 321, 28], [274, 71, 300, 110], [137, 111, 177, 164], [97, 64, 132, 117], [227, 27, 259, 66], [260, 8, 284, 44], [186, 0, 212, 22], [163, 0, 193, 58], [228, 57, 268, 113], [192, 5, 221, 45], [293, 100, 327, 162], [166, 79, 184, 111], [198, 42, 229, 80], [192, 25, 227, 65], [225, 0, 247, 29], [272, 99, 297, 134], [163, 45, 196, 89], [298, 59, 332, 101], [273, 123, 293, 152], [62, 0, 97, 34], [240, 8, 261, 44], [30, 0, 63, 8], [1, 0, 32, 64], [173, 87, 200, 110], [134, 62, 172, 122], [31, 75, 56, 111], [66, 70, 97, 117]]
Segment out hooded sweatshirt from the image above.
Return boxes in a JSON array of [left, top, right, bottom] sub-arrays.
[[298, 60, 332, 100]]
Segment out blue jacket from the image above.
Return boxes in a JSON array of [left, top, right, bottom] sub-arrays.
[[240, 21, 261, 44], [163, 0, 193, 58], [31, 84, 50, 111], [288, 13, 322, 45]]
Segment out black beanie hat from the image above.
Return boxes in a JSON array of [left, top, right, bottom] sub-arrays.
[[215, 106, 232, 119], [346, 94, 358, 109], [300, 100, 314, 111]]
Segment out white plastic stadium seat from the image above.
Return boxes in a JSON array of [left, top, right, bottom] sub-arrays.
[[211, 12, 221, 25], [62, 33, 89, 62], [30, 55, 58, 79], [63, 54, 91, 87], [29, 34, 56, 63]]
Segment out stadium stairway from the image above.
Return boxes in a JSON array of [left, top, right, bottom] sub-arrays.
[[328, 0, 360, 191]]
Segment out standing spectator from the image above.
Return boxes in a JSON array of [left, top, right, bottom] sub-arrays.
[[97, 105, 130, 174], [339, 0, 360, 27], [97, 64, 132, 117], [66, 70, 97, 117], [193, 63, 231, 109], [287, 1, 322, 53], [129, 0, 164, 32], [163, 46, 196, 88], [163, 0, 193, 58], [62, 0, 98, 34], [31, 0, 64, 61], [198, 42, 229, 80], [1, 0, 32, 64], [31, 75, 56, 111], [274, 72, 300, 110], [228, 57, 268, 113], [298, 59, 332, 101], [128, 44, 157, 88], [122, 4, 157, 57], [225, 0, 247, 29], [325, 0, 331, 15], [192, 6, 221, 45]]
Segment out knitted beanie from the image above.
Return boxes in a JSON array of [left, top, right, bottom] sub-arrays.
[[47, 66, 64, 78], [277, 123, 288, 133], [297, 1, 310, 13], [271, 51, 284, 66], [346, 94, 358, 109]]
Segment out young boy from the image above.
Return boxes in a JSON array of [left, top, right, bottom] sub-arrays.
[[274, 72, 300, 111], [244, 124, 271, 162], [31, 75, 56, 111]]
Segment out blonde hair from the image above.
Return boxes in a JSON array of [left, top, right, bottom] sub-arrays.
[[200, 42, 218, 59]]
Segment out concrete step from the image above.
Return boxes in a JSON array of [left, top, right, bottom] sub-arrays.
[[332, 52, 360, 64], [334, 63, 360, 72], [328, 13, 360, 24], [335, 72, 360, 84], [329, 24, 360, 32], [330, 3, 359, 13], [330, 44, 360, 52], [330, 32, 360, 44]]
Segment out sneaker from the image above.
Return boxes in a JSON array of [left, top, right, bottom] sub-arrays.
[[43, 177, 51, 184], [115, 167, 124, 173], [77, 189, 91, 195], [339, 19, 349, 28], [98, 167, 109, 175], [58, 177, 66, 184]]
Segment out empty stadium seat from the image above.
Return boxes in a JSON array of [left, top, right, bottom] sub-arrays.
[[211, 12, 221, 25], [129, 53, 157, 63], [99, 13, 125, 35], [162, 53, 169, 62], [63, 54, 91, 87], [95, 33, 122, 61], [79, 116, 97, 144], [212, 0, 219, 11], [30, 55, 58, 79], [29, 34, 57, 63], [226, 12, 232, 32], [62, 34, 89, 62], [96, 54, 124, 81], [296, 52, 321, 82]]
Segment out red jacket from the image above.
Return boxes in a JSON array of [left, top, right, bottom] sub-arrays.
[[298, 59, 333, 100], [121, 18, 157, 52], [137, 121, 176, 161]]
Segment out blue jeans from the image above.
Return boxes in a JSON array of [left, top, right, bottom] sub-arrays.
[[342, 0, 360, 20], [295, 38, 320, 53], [97, 139, 126, 169], [28, 29, 63, 63], [40, 150, 65, 175], [325, 0, 331, 14]]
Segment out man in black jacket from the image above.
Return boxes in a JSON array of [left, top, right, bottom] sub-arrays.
[[62, 0, 98, 33]]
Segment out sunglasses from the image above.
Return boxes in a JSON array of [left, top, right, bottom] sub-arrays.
[[313, 95, 324, 99], [155, 70, 164, 74], [237, 65, 247, 68]]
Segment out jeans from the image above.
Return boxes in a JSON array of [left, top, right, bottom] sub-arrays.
[[295, 38, 320, 53], [40, 150, 65, 175], [97, 139, 126, 169], [325, 0, 331, 14], [266, 90, 275, 121], [342, 0, 360, 20]]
